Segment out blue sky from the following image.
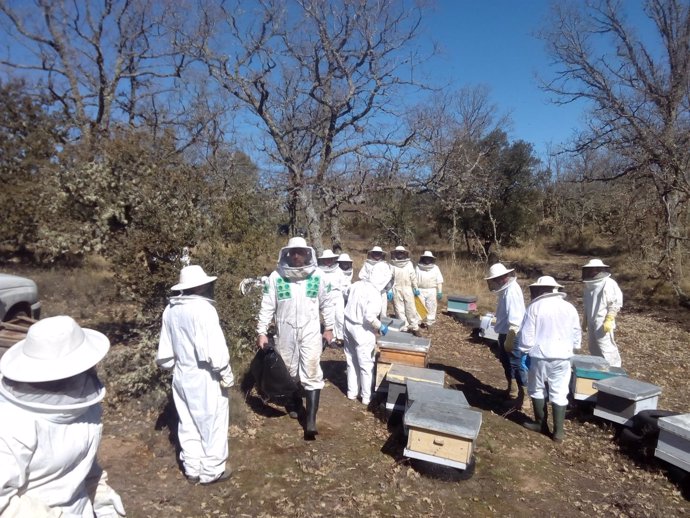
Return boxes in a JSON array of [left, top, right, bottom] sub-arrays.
[[419, 0, 651, 161]]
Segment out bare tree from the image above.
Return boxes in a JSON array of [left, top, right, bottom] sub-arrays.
[[193, 0, 426, 253], [541, 0, 690, 304], [0, 0, 194, 144]]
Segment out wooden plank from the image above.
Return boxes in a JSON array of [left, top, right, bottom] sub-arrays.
[[407, 428, 473, 464], [378, 349, 427, 367], [575, 377, 598, 396]]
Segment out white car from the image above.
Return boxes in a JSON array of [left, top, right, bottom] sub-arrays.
[[0, 273, 41, 322]]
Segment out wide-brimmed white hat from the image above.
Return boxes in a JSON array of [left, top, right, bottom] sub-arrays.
[[318, 249, 338, 259], [287, 236, 308, 249], [369, 246, 384, 253], [338, 253, 352, 262], [484, 263, 515, 280], [171, 265, 217, 291], [0, 316, 110, 383], [529, 276, 563, 289], [394, 245, 407, 252], [582, 258, 609, 268], [420, 250, 435, 259]]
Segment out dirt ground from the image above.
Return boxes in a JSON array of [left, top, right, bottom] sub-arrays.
[[7, 254, 690, 517]]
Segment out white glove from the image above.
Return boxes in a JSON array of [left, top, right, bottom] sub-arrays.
[[219, 365, 235, 389], [93, 472, 126, 517], [3, 494, 63, 517]]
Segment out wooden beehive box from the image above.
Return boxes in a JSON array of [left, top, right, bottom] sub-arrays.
[[0, 316, 36, 358], [593, 376, 662, 427], [385, 364, 444, 413], [404, 400, 482, 470], [655, 413, 690, 473], [570, 355, 626, 402], [405, 380, 469, 412], [446, 294, 477, 314], [375, 331, 431, 392]]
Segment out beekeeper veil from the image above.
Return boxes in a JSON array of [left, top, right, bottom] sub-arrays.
[[277, 237, 317, 281]]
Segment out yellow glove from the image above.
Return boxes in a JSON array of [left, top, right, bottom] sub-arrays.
[[504, 328, 517, 352], [603, 314, 615, 334]]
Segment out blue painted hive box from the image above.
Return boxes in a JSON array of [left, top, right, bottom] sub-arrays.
[[655, 413, 690, 473], [570, 355, 627, 401], [446, 295, 477, 314], [385, 364, 445, 413], [403, 400, 482, 470], [593, 376, 662, 427]]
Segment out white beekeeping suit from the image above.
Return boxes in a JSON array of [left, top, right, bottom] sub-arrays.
[[581, 259, 623, 367], [343, 262, 393, 406], [358, 246, 388, 320], [390, 246, 421, 335], [318, 249, 346, 346], [415, 250, 444, 326], [0, 316, 125, 517], [157, 265, 234, 485], [256, 237, 335, 440]]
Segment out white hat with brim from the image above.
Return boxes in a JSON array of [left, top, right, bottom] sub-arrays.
[[369, 246, 384, 254], [338, 253, 352, 262], [582, 258, 609, 268], [394, 245, 407, 252], [318, 249, 339, 260], [529, 276, 563, 289], [484, 263, 515, 280], [421, 250, 435, 258], [171, 265, 217, 291], [0, 316, 110, 383]]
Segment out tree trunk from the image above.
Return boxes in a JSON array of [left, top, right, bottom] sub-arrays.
[[298, 187, 324, 255], [329, 208, 342, 254], [450, 208, 458, 263]]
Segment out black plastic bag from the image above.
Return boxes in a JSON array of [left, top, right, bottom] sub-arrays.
[[249, 346, 298, 406]]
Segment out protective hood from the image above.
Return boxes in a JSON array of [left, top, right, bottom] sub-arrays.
[[366, 262, 393, 293], [277, 243, 317, 281], [169, 294, 216, 306], [318, 263, 339, 274], [417, 262, 435, 272], [390, 258, 411, 269], [530, 291, 567, 303], [0, 370, 105, 423], [493, 275, 517, 293], [582, 272, 611, 284]]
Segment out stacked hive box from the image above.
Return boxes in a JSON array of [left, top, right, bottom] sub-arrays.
[[570, 354, 627, 402], [375, 331, 431, 393], [385, 364, 445, 413], [593, 376, 662, 427], [446, 295, 477, 322], [655, 413, 690, 473]]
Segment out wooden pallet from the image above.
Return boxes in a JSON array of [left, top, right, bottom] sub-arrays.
[[0, 316, 37, 351]]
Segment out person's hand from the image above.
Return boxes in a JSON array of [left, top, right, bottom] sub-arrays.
[[504, 328, 517, 352], [603, 314, 615, 333], [387, 290, 393, 301], [323, 329, 334, 344], [437, 291, 443, 301], [256, 334, 269, 350], [379, 323, 389, 336], [93, 473, 126, 517], [219, 365, 234, 388], [413, 288, 420, 296]]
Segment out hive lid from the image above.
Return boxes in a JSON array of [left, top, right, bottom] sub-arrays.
[[574, 366, 627, 380], [406, 380, 469, 408], [378, 330, 431, 351], [404, 400, 482, 439], [571, 354, 610, 370], [593, 376, 662, 400], [386, 364, 445, 385], [658, 413, 690, 440], [446, 294, 478, 303], [380, 316, 406, 331]]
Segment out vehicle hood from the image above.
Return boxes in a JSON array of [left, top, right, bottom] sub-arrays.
[[0, 273, 37, 290]]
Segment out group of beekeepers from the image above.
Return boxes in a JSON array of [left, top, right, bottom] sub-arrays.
[[485, 258, 623, 442]]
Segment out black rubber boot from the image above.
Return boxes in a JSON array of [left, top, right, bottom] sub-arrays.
[[285, 391, 302, 419], [304, 389, 320, 440], [523, 398, 549, 435], [552, 404, 567, 442]]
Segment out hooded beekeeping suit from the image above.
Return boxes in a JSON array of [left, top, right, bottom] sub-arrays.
[[256, 237, 335, 440], [485, 263, 526, 400], [0, 316, 125, 518], [318, 249, 346, 346], [337, 253, 354, 290], [390, 246, 421, 335], [415, 250, 444, 327], [157, 265, 234, 485], [358, 246, 388, 320], [343, 262, 393, 406], [581, 259, 623, 367], [519, 277, 581, 442]]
